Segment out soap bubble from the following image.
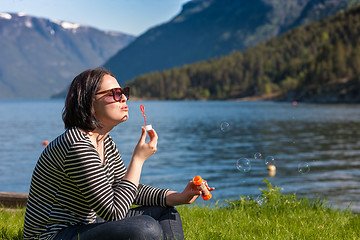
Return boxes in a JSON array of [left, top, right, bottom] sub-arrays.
[[265, 156, 276, 165], [256, 195, 267, 206], [220, 122, 230, 132], [254, 152, 262, 159], [236, 158, 251, 172], [298, 162, 310, 174]]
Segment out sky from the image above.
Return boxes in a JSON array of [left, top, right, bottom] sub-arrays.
[[2, 0, 191, 36]]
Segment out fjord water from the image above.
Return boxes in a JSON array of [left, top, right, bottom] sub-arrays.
[[0, 99, 359, 212]]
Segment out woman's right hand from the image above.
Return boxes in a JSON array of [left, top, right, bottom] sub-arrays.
[[132, 127, 158, 164]]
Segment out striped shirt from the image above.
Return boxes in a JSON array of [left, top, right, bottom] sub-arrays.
[[23, 127, 169, 240]]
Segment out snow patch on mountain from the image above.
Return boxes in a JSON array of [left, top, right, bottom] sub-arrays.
[[60, 21, 81, 30], [0, 13, 12, 20]]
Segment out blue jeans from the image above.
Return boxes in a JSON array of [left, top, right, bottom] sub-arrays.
[[53, 206, 184, 240]]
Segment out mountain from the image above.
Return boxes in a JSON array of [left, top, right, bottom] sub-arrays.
[[127, 3, 360, 103], [104, 0, 360, 85], [0, 13, 135, 98]]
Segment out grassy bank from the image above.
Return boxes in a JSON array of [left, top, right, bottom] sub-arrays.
[[1, 180, 359, 239], [0, 207, 25, 240], [179, 179, 360, 239]]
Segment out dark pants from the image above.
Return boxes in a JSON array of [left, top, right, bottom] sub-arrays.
[[53, 206, 184, 240]]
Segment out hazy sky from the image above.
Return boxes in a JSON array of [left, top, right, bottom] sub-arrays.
[[2, 0, 191, 36]]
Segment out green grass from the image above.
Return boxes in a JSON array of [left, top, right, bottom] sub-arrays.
[[179, 179, 360, 240], [1, 179, 359, 240], [0, 207, 25, 240]]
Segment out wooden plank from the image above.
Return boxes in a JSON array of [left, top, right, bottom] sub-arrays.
[[0, 192, 28, 207]]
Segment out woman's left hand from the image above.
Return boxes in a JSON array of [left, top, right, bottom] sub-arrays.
[[165, 181, 215, 206]]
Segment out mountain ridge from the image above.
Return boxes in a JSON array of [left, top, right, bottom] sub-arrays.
[[0, 12, 135, 98], [104, 0, 360, 85]]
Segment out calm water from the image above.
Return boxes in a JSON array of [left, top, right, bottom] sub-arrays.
[[0, 100, 359, 212]]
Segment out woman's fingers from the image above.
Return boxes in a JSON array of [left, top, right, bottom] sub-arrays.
[[147, 129, 158, 152], [203, 181, 215, 191], [148, 129, 158, 142], [138, 127, 147, 144]]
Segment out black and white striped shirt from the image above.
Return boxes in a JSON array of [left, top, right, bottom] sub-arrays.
[[23, 127, 169, 240]]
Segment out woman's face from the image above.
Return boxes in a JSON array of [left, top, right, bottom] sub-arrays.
[[93, 74, 129, 128]]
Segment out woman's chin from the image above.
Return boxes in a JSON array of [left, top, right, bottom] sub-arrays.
[[120, 115, 129, 123]]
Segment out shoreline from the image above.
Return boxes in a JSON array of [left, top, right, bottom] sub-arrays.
[[0, 192, 28, 208], [1, 191, 358, 214], [126, 92, 360, 103]]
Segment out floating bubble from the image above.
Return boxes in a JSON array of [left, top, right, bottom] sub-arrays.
[[220, 122, 230, 132], [256, 195, 267, 206], [265, 156, 276, 165], [298, 162, 310, 174], [254, 152, 262, 159], [236, 158, 251, 172]]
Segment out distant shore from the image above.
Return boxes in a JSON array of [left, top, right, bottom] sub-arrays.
[[128, 92, 360, 103]]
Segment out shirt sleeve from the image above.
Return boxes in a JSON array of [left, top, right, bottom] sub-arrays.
[[64, 140, 138, 221], [134, 184, 169, 207], [109, 137, 170, 207]]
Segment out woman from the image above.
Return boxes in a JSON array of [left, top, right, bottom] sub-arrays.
[[23, 68, 214, 240]]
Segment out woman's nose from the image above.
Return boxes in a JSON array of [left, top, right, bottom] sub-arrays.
[[120, 94, 127, 102]]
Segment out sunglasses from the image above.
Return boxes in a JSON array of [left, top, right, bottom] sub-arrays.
[[95, 87, 130, 102]]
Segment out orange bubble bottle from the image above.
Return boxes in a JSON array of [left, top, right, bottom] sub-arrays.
[[193, 175, 212, 200]]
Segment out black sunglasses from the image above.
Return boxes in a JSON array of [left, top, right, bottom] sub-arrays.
[[95, 87, 130, 101]]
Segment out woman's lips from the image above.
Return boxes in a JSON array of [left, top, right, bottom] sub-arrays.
[[121, 106, 129, 111]]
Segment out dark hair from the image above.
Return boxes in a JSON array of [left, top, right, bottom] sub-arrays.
[[62, 68, 115, 131]]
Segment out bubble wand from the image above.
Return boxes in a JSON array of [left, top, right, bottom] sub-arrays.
[[140, 104, 153, 131]]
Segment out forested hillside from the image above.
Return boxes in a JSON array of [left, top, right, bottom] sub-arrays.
[[105, 0, 360, 85], [126, 4, 360, 102]]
